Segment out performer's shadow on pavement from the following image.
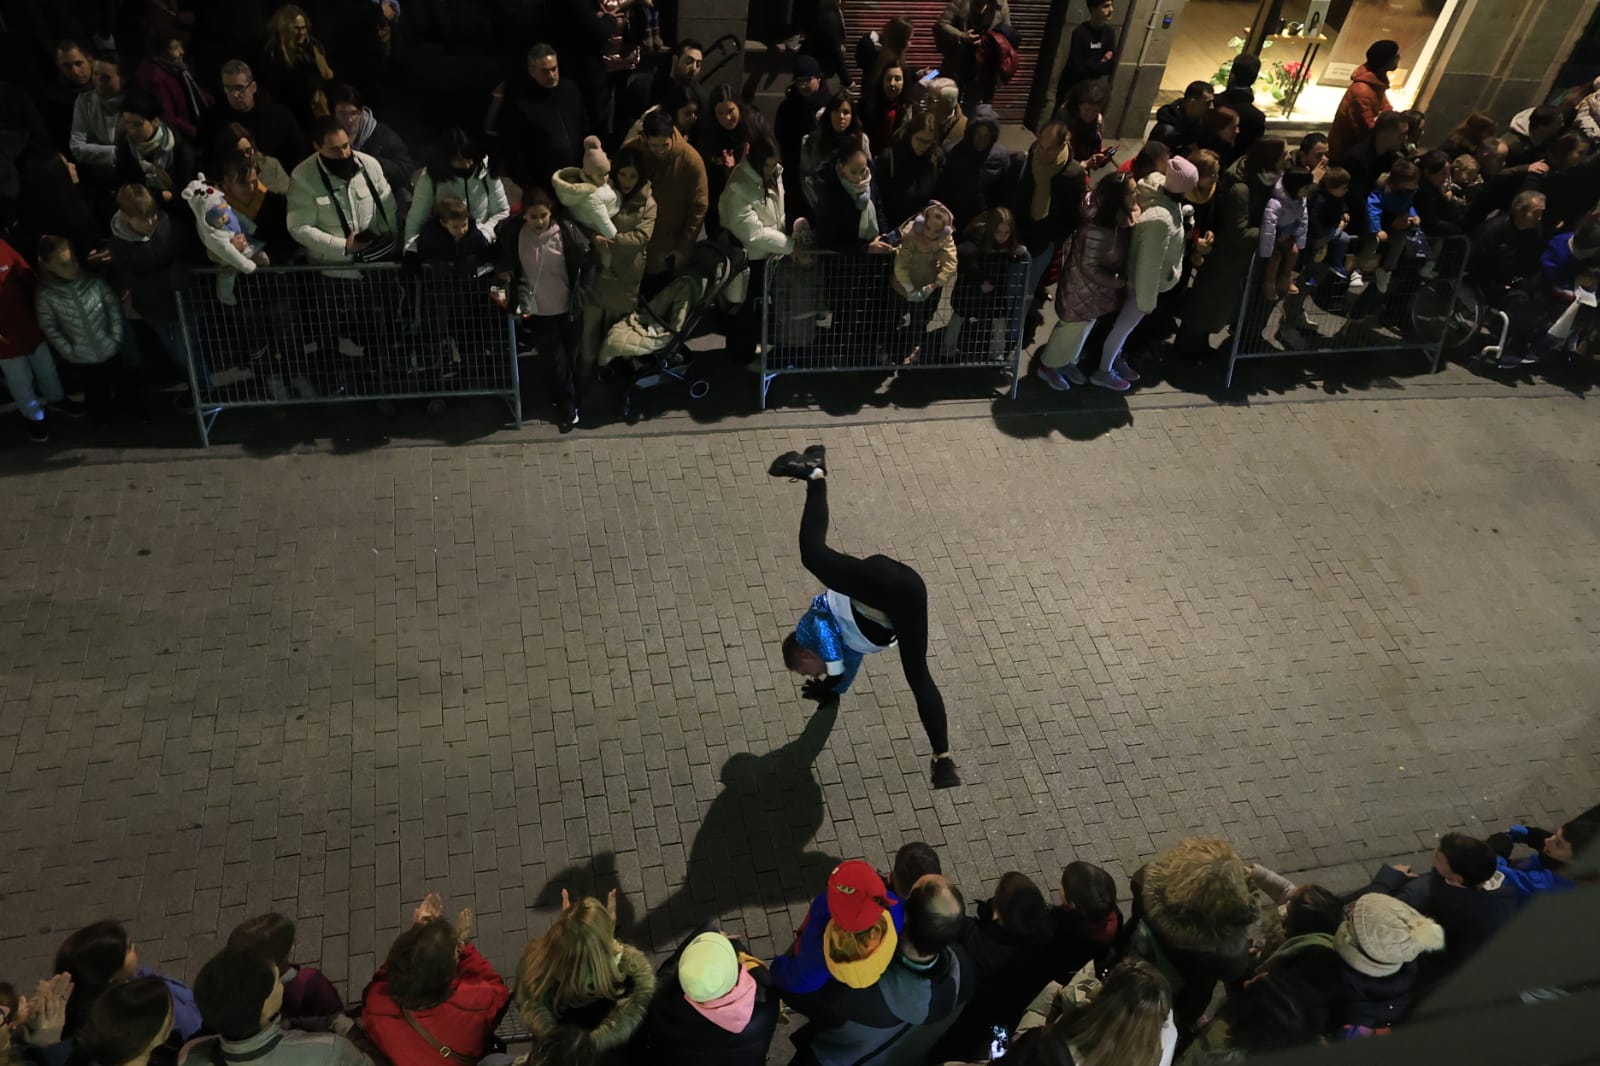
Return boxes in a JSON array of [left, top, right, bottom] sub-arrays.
[[533, 698, 841, 950]]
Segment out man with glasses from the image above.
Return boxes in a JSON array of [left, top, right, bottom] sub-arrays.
[[200, 60, 306, 171]]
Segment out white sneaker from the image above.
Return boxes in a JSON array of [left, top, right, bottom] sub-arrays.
[[1346, 271, 1367, 294]]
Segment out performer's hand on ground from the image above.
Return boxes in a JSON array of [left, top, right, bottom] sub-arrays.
[[802, 677, 838, 702]]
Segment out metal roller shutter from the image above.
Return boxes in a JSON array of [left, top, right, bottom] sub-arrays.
[[840, 0, 1055, 123]]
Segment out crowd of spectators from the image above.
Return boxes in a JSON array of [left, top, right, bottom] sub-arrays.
[[3, 3, 1600, 442], [1, 811, 1592, 1066]]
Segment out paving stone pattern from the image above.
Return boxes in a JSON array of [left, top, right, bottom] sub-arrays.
[[1, 396, 1597, 1009]]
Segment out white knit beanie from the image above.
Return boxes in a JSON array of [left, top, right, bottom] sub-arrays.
[[1335, 895, 1445, 977], [582, 135, 610, 180]]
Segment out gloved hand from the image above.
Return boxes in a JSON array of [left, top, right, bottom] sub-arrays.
[[801, 678, 838, 702]]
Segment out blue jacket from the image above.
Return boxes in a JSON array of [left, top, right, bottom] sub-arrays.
[[1366, 184, 1419, 237], [794, 593, 864, 693], [772, 890, 908, 996], [1540, 231, 1594, 289]]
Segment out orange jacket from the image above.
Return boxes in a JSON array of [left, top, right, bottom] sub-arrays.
[[1328, 65, 1392, 162]]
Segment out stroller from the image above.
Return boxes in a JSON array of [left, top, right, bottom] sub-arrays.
[[599, 237, 748, 420]]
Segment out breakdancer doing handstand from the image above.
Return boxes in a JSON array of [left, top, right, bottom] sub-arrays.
[[768, 445, 960, 788]]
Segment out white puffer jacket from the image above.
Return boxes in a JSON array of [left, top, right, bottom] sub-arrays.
[[719, 158, 793, 262], [402, 160, 510, 249], [552, 167, 621, 239]]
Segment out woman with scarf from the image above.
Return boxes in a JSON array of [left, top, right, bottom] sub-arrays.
[[213, 123, 291, 194], [1011, 119, 1086, 316], [135, 35, 211, 140], [260, 4, 337, 125], [858, 61, 917, 150], [812, 140, 898, 355], [874, 118, 944, 236], [113, 90, 196, 201], [1177, 137, 1286, 358], [694, 85, 767, 235], [402, 128, 509, 251], [800, 92, 870, 209]]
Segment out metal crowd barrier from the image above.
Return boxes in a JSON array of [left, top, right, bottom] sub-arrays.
[[757, 248, 1029, 408], [1224, 233, 1477, 387], [175, 263, 521, 446]]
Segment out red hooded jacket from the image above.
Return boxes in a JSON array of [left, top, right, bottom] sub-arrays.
[[1329, 64, 1393, 162], [0, 241, 46, 361], [360, 944, 511, 1066]]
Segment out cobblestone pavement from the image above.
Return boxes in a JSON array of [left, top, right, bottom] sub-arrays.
[[2, 393, 1597, 1018]]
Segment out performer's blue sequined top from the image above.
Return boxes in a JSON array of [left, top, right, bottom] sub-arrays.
[[795, 589, 897, 692]]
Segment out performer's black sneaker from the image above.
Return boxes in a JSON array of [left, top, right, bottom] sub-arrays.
[[930, 757, 961, 789], [768, 446, 826, 480]]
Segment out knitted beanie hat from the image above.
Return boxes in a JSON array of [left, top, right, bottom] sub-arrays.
[[1335, 895, 1445, 977], [582, 135, 610, 179], [1366, 40, 1401, 71], [1164, 156, 1200, 196], [678, 932, 739, 1003]]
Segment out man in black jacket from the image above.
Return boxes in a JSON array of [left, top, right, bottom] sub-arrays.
[[1470, 190, 1550, 367], [1215, 53, 1266, 154], [492, 43, 588, 198], [1151, 80, 1214, 151], [201, 60, 307, 172], [775, 56, 827, 226], [1057, 0, 1118, 104]]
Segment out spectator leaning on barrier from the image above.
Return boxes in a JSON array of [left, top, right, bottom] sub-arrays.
[[1036, 169, 1137, 392], [496, 189, 593, 428], [107, 183, 188, 382], [403, 127, 508, 251], [949, 206, 1026, 359], [719, 135, 800, 362], [360, 894, 511, 1066], [184, 948, 372, 1066], [34, 236, 140, 425]]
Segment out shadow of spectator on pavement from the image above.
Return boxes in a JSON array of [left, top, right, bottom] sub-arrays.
[[533, 698, 841, 952]]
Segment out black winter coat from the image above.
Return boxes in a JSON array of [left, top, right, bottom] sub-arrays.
[[930, 904, 1058, 1062], [496, 74, 588, 194], [1215, 85, 1267, 154], [874, 141, 943, 231], [810, 162, 893, 253], [633, 932, 781, 1066], [934, 109, 1009, 229], [1009, 149, 1086, 255]]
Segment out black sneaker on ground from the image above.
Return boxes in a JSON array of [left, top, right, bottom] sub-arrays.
[[802, 444, 827, 475], [930, 757, 961, 789], [769, 447, 825, 480], [27, 419, 49, 443], [48, 398, 87, 419]]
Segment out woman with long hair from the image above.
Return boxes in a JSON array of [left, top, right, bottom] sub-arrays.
[[583, 145, 657, 382], [214, 123, 291, 193], [1004, 960, 1175, 1066], [260, 4, 335, 124], [719, 135, 801, 362], [1438, 110, 1496, 160], [1035, 170, 1136, 391], [800, 91, 868, 207], [858, 61, 916, 149], [403, 127, 510, 250], [694, 84, 765, 233], [514, 895, 655, 1066], [875, 118, 944, 233]]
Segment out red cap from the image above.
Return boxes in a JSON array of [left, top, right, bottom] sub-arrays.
[[827, 861, 890, 933]]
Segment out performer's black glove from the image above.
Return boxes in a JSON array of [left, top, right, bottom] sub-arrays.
[[802, 678, 839, 702]]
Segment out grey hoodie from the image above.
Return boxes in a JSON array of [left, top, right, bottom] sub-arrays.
[[70, 91, 123, 168]]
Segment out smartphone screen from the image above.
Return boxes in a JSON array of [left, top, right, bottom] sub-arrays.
[[989, 1025, 1010, 1058], [920, 68, 941, 83]]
